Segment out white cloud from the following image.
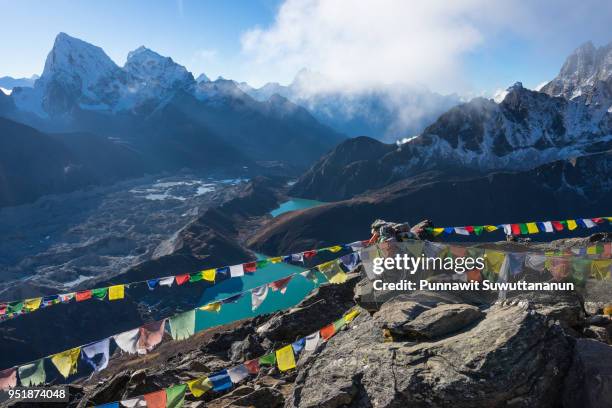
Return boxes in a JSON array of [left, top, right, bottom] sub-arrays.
[[241, 0, 487, 91], [493, 88, 508, 103], [238, 0, 612, 93]]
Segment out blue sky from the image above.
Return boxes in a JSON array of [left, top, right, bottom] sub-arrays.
[[2, 0, 612, 96]]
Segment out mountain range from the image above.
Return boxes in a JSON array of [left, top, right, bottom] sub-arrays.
[[237, 68, 461, 142], [0, 33, 344, 206], [290, 42, 612, 202]]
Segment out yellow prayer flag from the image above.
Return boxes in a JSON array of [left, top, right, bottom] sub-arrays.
[[327, 245, 343, 253], [202, 269, 216, 282], [51, 347, 81, 378], [268, 257, 282, 264], [484, 250, 505, 274], [567, 220, 578, 230], [344, 309, 360, 323], [199, 302, 221, 313], [591, 259, 612, 280], [431, 228, 444, 236], [187, 376, 213, 397], [24, 297, 42, 312], [276, 345, 296, 372], [328, 271, 348, 284], [526, 223, 539, 234], [484, 225, 498, 232], [108, 285, 125, 301], [586, 246, 597, 255]]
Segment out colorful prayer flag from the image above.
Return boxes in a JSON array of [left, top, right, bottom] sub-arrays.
[[276, 345, 296, 372], [92, 287, 108, 300], [304, 332, 320, 351], [51, 347, 81, 378], [108, 285, 125, 301], [187, 377, 213, 398], [227, 364, 250, 384], [229, 265, 244, 277], [169, 310, 195, 341], [159, 276, 175, 287], [189, 272, 204, 283], [567, 219, 578, 230], [251, 285, 269, 311], [113, 328, 140, 354], [137, 320, 166, 354], [591, 259, 612, 280], [18, 359, 45, 387], [165, 384, 186, 408], [202, 269, 216, 282], [320, 323, 336, 341], [0, 367, 16, 390], [243, 262, 257, 273], [244, 359, 260, 374], [199, 302, 221, 313], [143, 390, 166, 408], [82, 338, 110, 372], [269, 276, 292, 294], [526, 222, 539, 234], [175, 274, 190, 286], [259, 353, 276, 366], [209, 370, 233, 392], [76, 290, 93, 302], [24, 297, 42, 312]]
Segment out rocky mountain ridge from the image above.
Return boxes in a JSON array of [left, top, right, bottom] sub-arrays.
[[291, 82, 612, 201], [542, 41, 612, 112]]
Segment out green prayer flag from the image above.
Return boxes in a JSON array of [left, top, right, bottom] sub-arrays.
[[570, 258, 591, 287], [259, 353, 276, 366], [8, 301, 23, 314], [333, 318, 346, 331], [165, 383, 186, 408], [18, 359, 46, 386], [256, 259, 269, 269], [189, 272, 203, 283], [473, 226, 484, 236], [92, 287, 108, 300], [519, 224, 529, 235], [169, 309, 196, 341]]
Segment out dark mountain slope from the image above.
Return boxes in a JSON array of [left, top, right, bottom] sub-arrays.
[[0, 117, 145, 207], [251, 151, 612, 254]]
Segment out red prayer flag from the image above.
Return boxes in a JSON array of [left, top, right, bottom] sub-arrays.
[[0, 367, 16, 391], [603, 242, 611, 258], [0, 304, 6, 315], [552, 221, 564, 231], [592, 217, 604, 223], [144, 389, 166, 408], [243, 262, 257, 273], [244, 359, 260, 374], [76, 290, 92, 302], [465, 226, 475, 233], [175, 274, 190, 286], [302, 250, 317, 259], [320, 323, 336, 341], [269, 276, 292, 294], [511, 224, 521, 235]]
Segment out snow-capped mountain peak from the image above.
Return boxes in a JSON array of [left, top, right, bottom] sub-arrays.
[[40, 32, 122, 92], [124, 46, 193, 87], [541, 41, 612, 109]]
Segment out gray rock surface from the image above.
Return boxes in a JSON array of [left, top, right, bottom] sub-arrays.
[[563, 339, 612, 408], [289, 303, 572, 408]]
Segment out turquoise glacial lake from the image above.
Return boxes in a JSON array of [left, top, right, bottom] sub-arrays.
[[195, 253, 322, 331], [270, 198, 324, 217]]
